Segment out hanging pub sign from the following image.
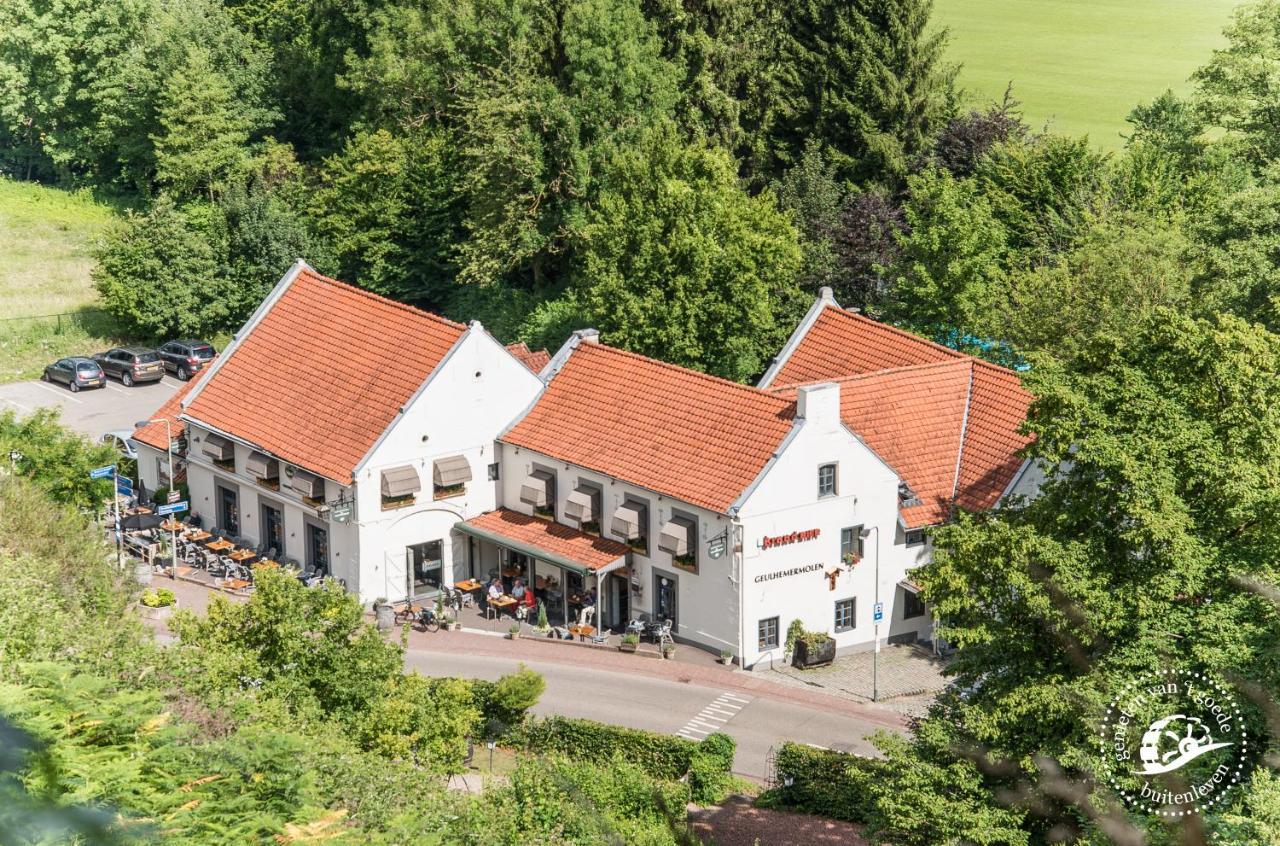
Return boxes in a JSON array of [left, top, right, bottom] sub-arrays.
[[329, 496, 354, 523], [707, 528, 728, 559], [759, 528, 821, 550]]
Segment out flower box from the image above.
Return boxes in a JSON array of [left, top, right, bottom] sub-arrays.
[[792, 636, 835, 669]]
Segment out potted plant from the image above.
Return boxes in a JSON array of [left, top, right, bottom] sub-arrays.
[[792, 630, 836, 669], [662, 641, 677, 660], [842, 551, 862, 568], [507, 623, 521, 639], [619, 632, 639, 653], [718, 648, 734, 666], [535, 602, 550, 634], [138, 588, 177, 621], [784, 619, 805, 661], [373, 597, 395, 631]]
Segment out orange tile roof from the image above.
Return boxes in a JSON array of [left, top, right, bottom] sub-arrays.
[[134, 378, 199, 450], [183, 267, 465, 482], [502, 342, 795, 513], [505, 342, 551, 372], [460, 508, 629, 571], [771, 307, 963, 384], [769, 305, 1033, 526]]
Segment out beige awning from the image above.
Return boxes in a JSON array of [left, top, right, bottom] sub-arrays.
[[611, 502, 645, 540], [658, 515, 696, 556], [381, 464, 422, 498], [290, 468, 323, 499], [201, 433, 233, 462], [564, 487, 597, 523], [246, 451, 278, 479], [519, 469, 554, 508], [433, 455, 472, 487]]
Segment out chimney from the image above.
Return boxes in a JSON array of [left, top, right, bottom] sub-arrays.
[[575, 329, 600, 345], [795, 382, 840, 427], [819, 286, 835, 304]]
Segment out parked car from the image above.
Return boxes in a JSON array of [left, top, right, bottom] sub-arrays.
[[41, 357, 106, 392], [157, 339, 217, 380], [92, 348, 165, 386], [99, 430, 140, 461]]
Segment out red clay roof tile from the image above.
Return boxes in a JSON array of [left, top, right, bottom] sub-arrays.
[[505, 342, 551, 373], [770, 306, 1033, 526], [134, 378, 199, 451], [183, 267, 465, 482], [461, 507, 629, 571], [502, 342, 795, 513]]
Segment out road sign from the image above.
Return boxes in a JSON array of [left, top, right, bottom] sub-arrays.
[[167, 490, 181, 504], [157, 501, 188, 516], [90, 466, 115, 479], [115, 477, 133, 497], [873, 602, 884, 623]]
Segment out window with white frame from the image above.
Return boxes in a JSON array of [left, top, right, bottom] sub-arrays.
[[818, 463, 837, 497]]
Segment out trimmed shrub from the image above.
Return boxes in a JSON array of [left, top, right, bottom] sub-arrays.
[[689, 731, 737, 803], [757, 741, 884, 822], [509, 716, 698, 780], [469, 664, 546, 737]]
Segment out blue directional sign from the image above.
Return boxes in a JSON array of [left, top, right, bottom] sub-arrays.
[[90, 465, 115, 479], [873, 602, 884, 623], [156, 501, 188, 516], [115, 476, 133, 496]]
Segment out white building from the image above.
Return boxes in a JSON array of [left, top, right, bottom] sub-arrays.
[[135, 273, 1034, 669], [135, 261, 544, 602]]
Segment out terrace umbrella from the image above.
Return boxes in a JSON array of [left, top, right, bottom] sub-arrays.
[[121, 512, 163, 531]]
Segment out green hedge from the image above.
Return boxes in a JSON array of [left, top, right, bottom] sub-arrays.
[[510, 715, 699, 781], [757, 741, 883, 822], [688, 732, 736, 803]]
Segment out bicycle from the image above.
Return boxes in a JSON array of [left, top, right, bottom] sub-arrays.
[[415, 606, 441, 632]]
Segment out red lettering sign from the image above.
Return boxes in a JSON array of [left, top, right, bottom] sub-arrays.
[[760, 528, 821, 550]]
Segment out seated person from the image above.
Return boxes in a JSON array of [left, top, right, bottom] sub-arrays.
[[487, 577, 503, 604], [511, 578, 526, 600], [523, 587, 537, 612], [188, 511, 204, 529]]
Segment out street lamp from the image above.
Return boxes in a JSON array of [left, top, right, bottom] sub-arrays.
[[859, 525, 880, 702], [137, 418, 176, 574]]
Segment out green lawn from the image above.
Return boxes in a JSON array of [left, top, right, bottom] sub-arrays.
[[934, 0, 1239, 147], [0, 179, 124, 382]]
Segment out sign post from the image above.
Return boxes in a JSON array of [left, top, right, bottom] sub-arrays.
[[157, 501, 188, 517]]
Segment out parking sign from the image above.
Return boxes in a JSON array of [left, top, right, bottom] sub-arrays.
[[873, 602, 884, 622]]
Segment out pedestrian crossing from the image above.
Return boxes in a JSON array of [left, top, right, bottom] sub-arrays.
[[677, 691, 751, 739]]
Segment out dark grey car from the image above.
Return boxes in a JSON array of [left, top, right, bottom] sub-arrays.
[[41, 357, 105, 392], [157, 339, 217, 380], [92, 347, 165, 387]]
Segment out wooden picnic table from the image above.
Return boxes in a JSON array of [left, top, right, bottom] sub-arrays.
[[206, 539, 234, 552]]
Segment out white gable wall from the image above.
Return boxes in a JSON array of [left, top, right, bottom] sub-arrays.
[[351, 327, 544, 603]]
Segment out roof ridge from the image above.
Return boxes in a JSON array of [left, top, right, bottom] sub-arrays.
[[772, 358, 972, 391], [831, 308, 966, 357], [951, 361, 976, 503], [297, 267, 466, 331], [580, 342, 794, 409]]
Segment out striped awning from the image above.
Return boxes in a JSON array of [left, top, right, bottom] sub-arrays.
[[381, 465, 422, 498], [658, 515, 696, 556], [519, 469, 555, 508], [290, 468, 324, 499], [433, 455, 472, 487], [564, 487, 597, 523], [610, 502, 645, 541], [201, 433, 233, 461], [246, 450, 278, 479]]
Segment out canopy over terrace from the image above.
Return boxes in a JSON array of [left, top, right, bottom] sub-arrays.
[[456, 508, 629, 628]]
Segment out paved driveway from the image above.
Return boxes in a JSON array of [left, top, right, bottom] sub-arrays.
[[0, 374, 182, 439]]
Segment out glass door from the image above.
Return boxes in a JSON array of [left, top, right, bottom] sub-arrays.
[[407, 540, 443, 597], [216, 484, 239, 535], [260, 502, 283, 555], [307, 523, 329, 573], [654, 571, 678, 632]]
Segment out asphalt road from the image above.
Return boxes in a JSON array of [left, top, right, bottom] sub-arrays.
[[407, 650, 880, 780], [0, 374, 181, 438]]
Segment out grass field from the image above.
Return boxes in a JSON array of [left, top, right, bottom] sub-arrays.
[[0, 178, 124, 382], [934, 0, 1240, 146]]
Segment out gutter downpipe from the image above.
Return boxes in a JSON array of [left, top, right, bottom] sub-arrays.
[[729, 506, 744, 670]]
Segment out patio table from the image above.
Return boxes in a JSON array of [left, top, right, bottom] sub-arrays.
[[160, 519, 184, 531], [454, 579, 482, 592], [488, 595, 518, 620], [188, 530, 212, 542], [228, 549, 256, 563], [206, 539, 234, 552]]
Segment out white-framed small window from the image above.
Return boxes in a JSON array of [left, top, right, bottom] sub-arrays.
[[818, 463, 837, 498], [758, 616, 780, 651], [835, 598, 856, 632]]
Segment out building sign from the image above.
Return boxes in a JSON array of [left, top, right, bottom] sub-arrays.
[[707, 528, 728, 559], [753, 562, 824, 584], [330, 500, 353, 523], [760, 528, 821, 550]]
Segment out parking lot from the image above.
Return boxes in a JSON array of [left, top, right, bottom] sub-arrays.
[[0, 374, 182, 439]]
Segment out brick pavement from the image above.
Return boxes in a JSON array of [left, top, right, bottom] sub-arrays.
[[758, 643, 950, 717]]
